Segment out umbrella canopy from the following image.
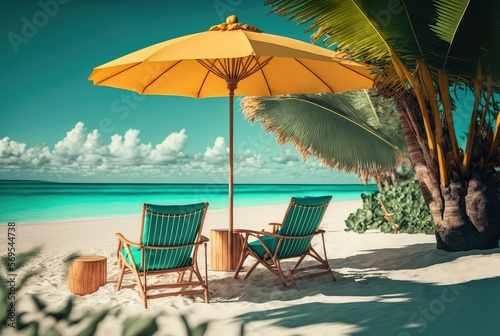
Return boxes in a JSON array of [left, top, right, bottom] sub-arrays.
[[88, 15, 375, 269], [89, 16, 374, 97]]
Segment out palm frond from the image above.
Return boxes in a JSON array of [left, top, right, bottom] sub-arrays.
[[266, 0, 424, 67], [241, 91, 409, 179], [265, 0, 392, 65], [429, 0, 500, 82], [267, 0, 500, 86]]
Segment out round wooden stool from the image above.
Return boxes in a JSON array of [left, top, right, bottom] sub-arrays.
[[68, 255, 107, 295], [210, 228, 243, 271]]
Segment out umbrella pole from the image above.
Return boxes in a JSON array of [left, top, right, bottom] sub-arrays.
[[211, 80, 242, 271], [229, 90, 234, 245], [228, 79, 237, 269], [226, 79, 238, 270]]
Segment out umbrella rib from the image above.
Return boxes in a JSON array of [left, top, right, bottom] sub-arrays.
[[197, 57, 273, 86], [237, 56, 273, 82], [141, 60, 183, 94], [336, 63, 374, 82], [293, 58, 334, 92], [197, 59, 228, 79], [257, 67, 272, 95], [231, 58, 240, 79], [197, 69, 211, 98], [92, 62, 142, 85]]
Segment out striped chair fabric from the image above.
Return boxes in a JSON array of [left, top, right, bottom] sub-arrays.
[[123, 203, 207, 271], [116, 202, 209, 308], [234, 195, 335, 288]]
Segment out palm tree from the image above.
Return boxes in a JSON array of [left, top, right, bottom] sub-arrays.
[[266, 0, 500, 251], [241, 90, 409, 190]]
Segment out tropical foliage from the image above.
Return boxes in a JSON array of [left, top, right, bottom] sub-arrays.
[[0, 248, 220, 336], [266, 0, 500, 251], [345, 180, 434, 234], [241, 90, 409, 182]]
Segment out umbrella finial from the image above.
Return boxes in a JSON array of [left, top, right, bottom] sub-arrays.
[[226, 15, 238, 24], [208, 15, 262, 33]]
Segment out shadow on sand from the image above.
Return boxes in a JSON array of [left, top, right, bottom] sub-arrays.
[[235, 277, 500, 336], [209, 243, 500, 335], [330, 242, 498, 271]]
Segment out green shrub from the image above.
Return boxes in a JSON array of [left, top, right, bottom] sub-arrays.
[[345, 180, 434, 234]]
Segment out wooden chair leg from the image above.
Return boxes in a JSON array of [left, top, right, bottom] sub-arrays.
[[204, 242, 209, 303], [274, 260, 288, 287], [292, 254, 307, 271], [177, 271, 185, 283], [116, 239, 122, 268], [204, 289, 209, 303], [320, 233, 336, 282], [233, 250, 249, 279], [289, 270, 297, 289], [129, 269, 147, 308], [117, 263, 126, 291], [242, 260, 260, 279]]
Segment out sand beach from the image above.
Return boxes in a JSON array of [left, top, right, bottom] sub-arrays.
[[1, 200, 499, 336]]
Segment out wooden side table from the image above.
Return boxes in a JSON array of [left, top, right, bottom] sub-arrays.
[[210, 229, 243, 271], [68, 255, 107, 295]]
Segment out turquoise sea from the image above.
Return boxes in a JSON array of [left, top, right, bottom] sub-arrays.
[[0, 181, 377, 223]]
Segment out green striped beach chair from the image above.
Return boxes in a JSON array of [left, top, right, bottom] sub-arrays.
[[116, 202, 209, 308], [233, 196, 335, 288]]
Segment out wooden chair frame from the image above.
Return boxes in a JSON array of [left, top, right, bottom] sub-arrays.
[[116, 203, 209, 308], [233, 197, 335, 289]]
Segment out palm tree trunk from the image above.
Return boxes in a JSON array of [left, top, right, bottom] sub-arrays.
[[434, 171, 500, 251], [394, 93, 500, 251]]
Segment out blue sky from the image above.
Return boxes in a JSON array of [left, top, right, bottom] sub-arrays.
[[0, 0, 364, 184]]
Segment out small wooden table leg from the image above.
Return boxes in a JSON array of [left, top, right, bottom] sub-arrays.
[[68, 256, 107, 295]]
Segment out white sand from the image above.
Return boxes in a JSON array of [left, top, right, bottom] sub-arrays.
[[1, 200, 499, 336]]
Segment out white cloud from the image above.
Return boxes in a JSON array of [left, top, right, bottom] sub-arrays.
[[237, 150, 264, 168], [149, 129, 188, 164], [108, 129, 152, 164], [83, 130, 104, 154], [53, 122, 86, 159], [0, 122, 189, 175], [0, 137, 52, 168], [0, 122, 342, 181], [272, 149, 299, 165], [0, 137, 27, 159], [203, 136, 228, 165]]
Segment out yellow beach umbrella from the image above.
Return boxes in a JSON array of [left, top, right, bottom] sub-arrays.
[[88, 15, 374, 270]]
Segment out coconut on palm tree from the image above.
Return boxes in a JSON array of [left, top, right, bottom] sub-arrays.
[[266, 0, 500, 251]]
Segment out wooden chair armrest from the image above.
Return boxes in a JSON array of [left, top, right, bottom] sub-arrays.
[[115, 233, 142, 248], [145, 241, 205, 250], [235, 230, 327, 243], [277, 231, 325, 240], [234, 228, 324, 240], [200, 235, 209, 243], [233, 228, 282, 238], [268, 222, 283, 233], [233, 228, 252, 234]]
